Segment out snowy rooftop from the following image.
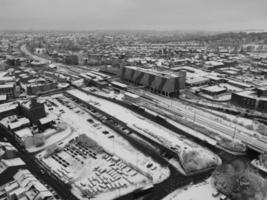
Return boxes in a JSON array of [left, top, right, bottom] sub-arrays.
[[124, 92, 140, 99], [2, 158, 25, 167], [201, 85, 227, 93], [8, 118, 30, 130], [3, 169, 55, 199], [0, 158, 25, 174], [39, 116, 55, 125], [205, 61, 224, 66], [236, 90, 267, 100], [49, 63, 57, 68], [257, 86, 267, 91], [14, 128, 33, 139], [0, 76, 15, 82], [0, 83, 14, 89], [186, 76, 209, 84], [20, 98, 43, 110], [205, 75, 223, 81], [0, 94, 7, 101], [125, 66, 181, 78], [227, 79, 252, 88], [111, 81, 128, 88]]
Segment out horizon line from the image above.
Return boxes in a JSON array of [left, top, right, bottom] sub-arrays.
[[0, 28, 266, 33]]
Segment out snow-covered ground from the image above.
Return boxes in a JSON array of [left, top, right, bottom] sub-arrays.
[[162, 179, 226, 200], [204, 108, 263, 138], [38, 94, 170, 189], [27, 125, 73, 153], [206, 108, 254, 126], [134, 90, 266, 147], [39, 135, 152, 200], [66, 89, 221, 174]]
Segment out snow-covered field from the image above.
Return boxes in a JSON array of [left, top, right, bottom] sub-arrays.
[[36, 93, 170, 199], [27, 124, 73, 153], [66, 89, 221, 174], [45, 94, 169, 183], [162, 179, 225, 200]]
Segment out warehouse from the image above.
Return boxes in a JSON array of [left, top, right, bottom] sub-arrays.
[[120, 66, 186, 96]]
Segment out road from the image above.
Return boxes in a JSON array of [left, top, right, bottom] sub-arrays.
[[20, 44, 88, 76], [20, 44, 50, 64]]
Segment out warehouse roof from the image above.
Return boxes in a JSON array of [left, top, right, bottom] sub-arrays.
[[124, 66, 183, 78]]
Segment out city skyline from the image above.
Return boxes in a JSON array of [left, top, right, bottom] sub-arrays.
[[1, 6, 267, 200], [0, 0, 267, 31]]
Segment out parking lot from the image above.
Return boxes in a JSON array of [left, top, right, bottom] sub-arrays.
[[36, 93, 170, 199]]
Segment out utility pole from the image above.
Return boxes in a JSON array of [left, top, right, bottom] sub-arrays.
[[233, 126, 237, 140]]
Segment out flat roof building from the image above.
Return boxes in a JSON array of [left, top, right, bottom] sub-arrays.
[[0, 94, 7, 103], [8, 118, 30, 132], [0, 83, 16, 99], [0, 76, 15, 84], [200, 85, 227, 96], [256, 87, 267, 97], [204, 61, 224, 70], [0, 103, 18, 120], [26, 81, 57, 95], [231, 88, 267, 111], [120, 66, 186, 96], [110, 81, 128, 91], [38, 116, 55, 131], [123, 92, 141, 104], [186, 77, 210, 86], [227, 79, 253, 89]]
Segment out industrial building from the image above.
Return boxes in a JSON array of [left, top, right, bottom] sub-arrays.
[[120, 66, 186, 96]]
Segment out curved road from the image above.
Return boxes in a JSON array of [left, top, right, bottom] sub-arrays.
[[20, 44, 50, 64]]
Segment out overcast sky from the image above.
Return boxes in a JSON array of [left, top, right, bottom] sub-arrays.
[[0, 0, 266, 31]]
